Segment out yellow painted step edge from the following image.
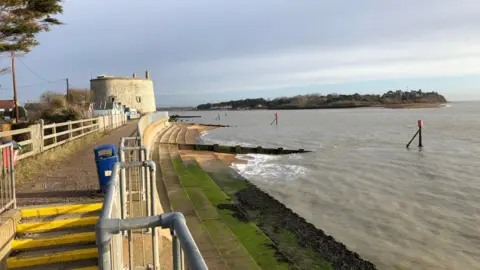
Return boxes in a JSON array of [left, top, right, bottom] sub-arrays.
[[73, 267, 98, 270], [21, 203, 103, 218], [17, 216, 98, 233], [12, 232, 96, 250], [7, 248, 98, 268]]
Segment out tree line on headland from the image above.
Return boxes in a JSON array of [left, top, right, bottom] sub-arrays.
[[196, 89, 447, 110]]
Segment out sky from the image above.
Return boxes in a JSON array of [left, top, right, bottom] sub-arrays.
[[1, 0, 480, 106]]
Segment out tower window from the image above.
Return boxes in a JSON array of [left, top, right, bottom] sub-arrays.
[[136, 96, 142, 103]]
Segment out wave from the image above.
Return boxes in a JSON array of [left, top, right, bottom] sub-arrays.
[[199, 133, 256, 147], [232, 154, 308, 183]]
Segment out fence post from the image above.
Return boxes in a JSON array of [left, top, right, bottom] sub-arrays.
[[39, 119, 45, 153], [68, 120, 72, 141], [101, 116, 105, 131], [95, 117, 100, 132], [9, 144, 16, 209], [52, 123, 57, 145]]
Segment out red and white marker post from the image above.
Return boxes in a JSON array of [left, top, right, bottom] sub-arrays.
[[406, 120, 424, 148]]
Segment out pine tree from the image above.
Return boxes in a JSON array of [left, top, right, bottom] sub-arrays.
[[0, 0, 63, 53]]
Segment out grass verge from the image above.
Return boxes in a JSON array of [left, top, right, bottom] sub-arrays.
[[172, 157, 290, 270], [15, 130, 110, 184]]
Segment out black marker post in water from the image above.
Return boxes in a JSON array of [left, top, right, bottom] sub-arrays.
[[406, 120, 423, 148], [270, 112, 278, 125]]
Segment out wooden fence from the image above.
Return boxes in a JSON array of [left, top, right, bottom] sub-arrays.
[[0, 114, 126, 161]]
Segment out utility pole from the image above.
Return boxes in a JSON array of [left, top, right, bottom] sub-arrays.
[[11, 51, 19, 122], [66, 78, 69, 103]]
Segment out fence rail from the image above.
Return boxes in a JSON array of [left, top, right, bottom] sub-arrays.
[[0, 114, 126, 162]]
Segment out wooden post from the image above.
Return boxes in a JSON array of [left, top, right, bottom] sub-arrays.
[[68, 121, 72, 140], [406, 120, 423, 148], [11, 51, 19, 123], [270, 113, 279, 125], [52, 123, 57, 144], [418, 120, 423, 147], [39, 119, 45, 152]]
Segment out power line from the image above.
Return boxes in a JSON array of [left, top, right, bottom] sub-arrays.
[[0, 79, 65, 90], [16, 57, 52, 83]]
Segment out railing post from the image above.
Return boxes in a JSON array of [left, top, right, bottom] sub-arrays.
[[150, 165, 159, 269], [140, 149, 146, 202], [96, 223, 113, 270], [52, 123, 57, 144], [172, 230, 182, 270], [9, 144, 15, 209], [95, 118, 100, 132], [39, 119, 45, 153], [68, 120, 72, 141], [119, 151, 126, 220]]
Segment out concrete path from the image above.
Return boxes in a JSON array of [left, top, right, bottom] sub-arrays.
[[16, 121, 138, 206]]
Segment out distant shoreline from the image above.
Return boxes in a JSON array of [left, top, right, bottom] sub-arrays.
[[187, 103, 449, 111], [377, 103, 448, 109]]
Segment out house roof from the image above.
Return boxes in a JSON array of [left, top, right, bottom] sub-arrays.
[[0, 100, 16, 109], [93, 102, 123, 110]]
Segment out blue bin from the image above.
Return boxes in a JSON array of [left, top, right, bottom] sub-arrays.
[[94, 144, 119, 192]]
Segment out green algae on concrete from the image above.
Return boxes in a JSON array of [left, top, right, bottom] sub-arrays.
[[198, 159, 333, 270], [173, 158, 290, 270]]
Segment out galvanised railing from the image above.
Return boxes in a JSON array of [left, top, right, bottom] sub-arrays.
[[0, 142, 15, 214], [96, 136, 207, 270]]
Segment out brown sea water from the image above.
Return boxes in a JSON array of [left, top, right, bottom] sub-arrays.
[[172, 102, 480, 269]]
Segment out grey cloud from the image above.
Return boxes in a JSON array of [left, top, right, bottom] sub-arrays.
[[1, 0, 479, 105]]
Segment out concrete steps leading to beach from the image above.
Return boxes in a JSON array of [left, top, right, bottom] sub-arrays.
[[155, 141, 229, 269], [156, 123, 207, 145]]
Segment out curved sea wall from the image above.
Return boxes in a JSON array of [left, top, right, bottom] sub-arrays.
[[138, 111, 170, 152]]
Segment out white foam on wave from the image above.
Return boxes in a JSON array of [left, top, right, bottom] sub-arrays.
[[232, 154, 308, 183], [199, 135, 255, 147]]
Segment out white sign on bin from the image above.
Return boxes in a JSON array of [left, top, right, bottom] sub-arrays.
[[104, 170, 112, 177]]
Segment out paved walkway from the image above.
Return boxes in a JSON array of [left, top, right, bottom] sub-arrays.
[[16, 121, 138, 206]]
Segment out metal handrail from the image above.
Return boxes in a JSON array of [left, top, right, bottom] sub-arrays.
[[0, 143, 16, 214], [119, 145, 150, 218], [96, 135, 208, 270], [97, 213, 208, 270]]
